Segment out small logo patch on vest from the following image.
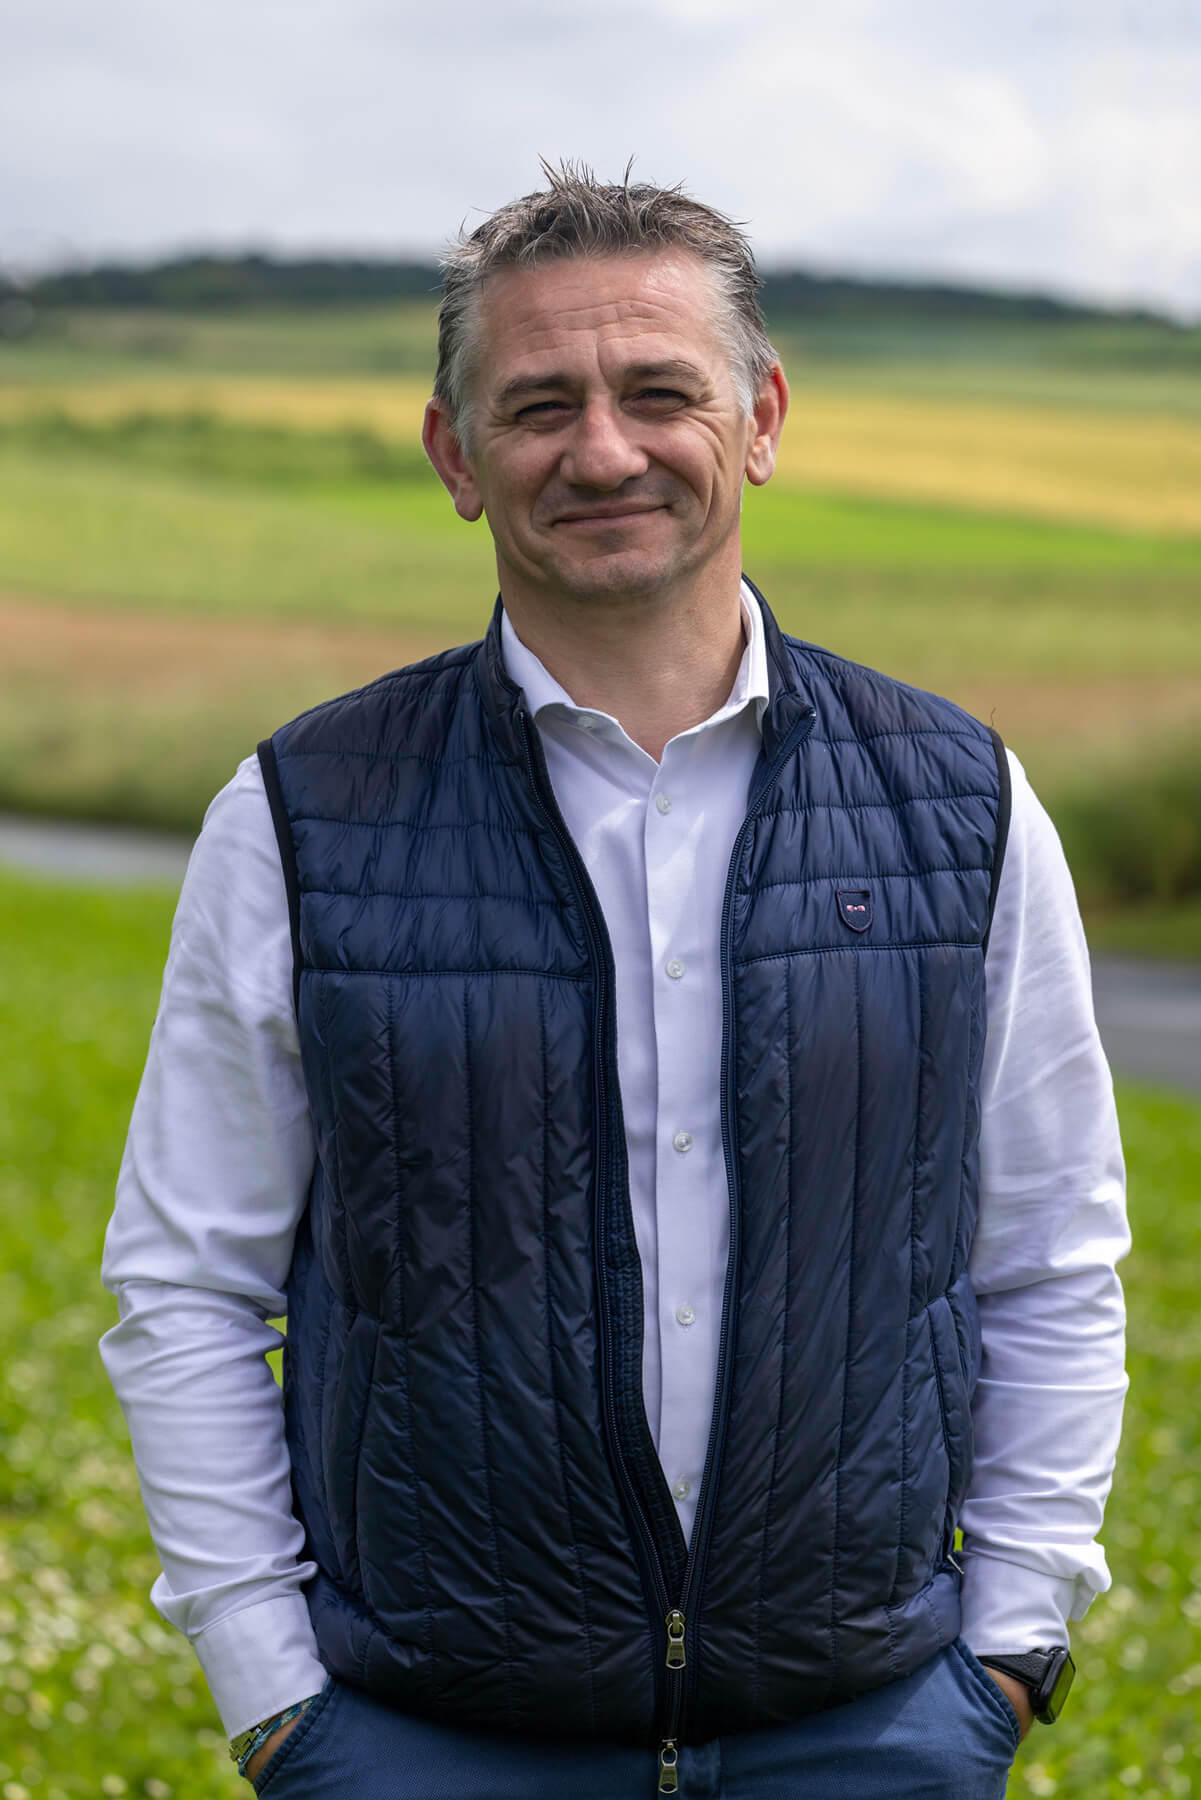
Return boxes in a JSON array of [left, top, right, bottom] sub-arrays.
[[836, 889, 873, 932]]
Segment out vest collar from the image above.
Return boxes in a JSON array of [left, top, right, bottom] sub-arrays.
[[742, 575, 817, 762], [477, 595, 527, 765]]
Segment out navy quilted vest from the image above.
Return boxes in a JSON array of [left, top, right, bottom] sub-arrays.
[[259, 586, 1009, 1750]]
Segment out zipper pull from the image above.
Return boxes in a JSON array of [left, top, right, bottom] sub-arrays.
[[658, 1739, 679, 1793], [665, 1608, 687, 1669]]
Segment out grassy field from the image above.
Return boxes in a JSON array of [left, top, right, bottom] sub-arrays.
[[0, 865, 1197, 1797], [0, 301, 1198, 945], [0, 873, 240, 1797], [4, 376, 1201, 531]]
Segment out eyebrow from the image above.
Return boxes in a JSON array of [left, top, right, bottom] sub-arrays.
[[493, 359, 707, 408]]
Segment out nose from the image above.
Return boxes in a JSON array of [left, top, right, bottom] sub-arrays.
[[560, 399, 649, 490]]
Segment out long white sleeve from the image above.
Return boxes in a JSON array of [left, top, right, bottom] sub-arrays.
[[959, 752, 1130, 1651], [100, 757, 326, 1740]]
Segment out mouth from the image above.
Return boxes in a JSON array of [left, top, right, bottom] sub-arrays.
[[552, 504, 665, 527]]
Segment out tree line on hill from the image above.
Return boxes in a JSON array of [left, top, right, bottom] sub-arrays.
[[0, 251, 1180, 330]]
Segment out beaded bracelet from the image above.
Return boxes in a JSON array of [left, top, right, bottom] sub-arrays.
[[230, 1695, 318, 1779]]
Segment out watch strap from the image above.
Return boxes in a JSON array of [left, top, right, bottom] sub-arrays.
[[980, 1648, 1075, 1724]]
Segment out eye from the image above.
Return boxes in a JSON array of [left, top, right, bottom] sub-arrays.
[[633, 387, 688, 409], [516, 399, 571, 423]]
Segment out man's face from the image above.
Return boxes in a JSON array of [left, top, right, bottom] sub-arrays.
[[424, 251, 785, 614]]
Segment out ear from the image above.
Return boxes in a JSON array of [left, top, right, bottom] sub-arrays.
[[744, 364, 789, 488], [422, 398, 484, 522]]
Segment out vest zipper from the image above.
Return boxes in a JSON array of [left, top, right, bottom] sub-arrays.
[[659, 1606, 686, 1787], [516, 697, 816, 1763]]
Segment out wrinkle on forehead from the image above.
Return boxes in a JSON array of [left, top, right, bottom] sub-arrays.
[[476, 253, 730, 386]]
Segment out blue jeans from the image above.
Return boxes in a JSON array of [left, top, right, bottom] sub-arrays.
[[252, 1638, 1020, 1799]]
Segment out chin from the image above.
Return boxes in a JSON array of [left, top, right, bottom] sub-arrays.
[[549, 549, 687, 604]]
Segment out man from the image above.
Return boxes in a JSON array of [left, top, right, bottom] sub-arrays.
[[101, 166, 1128, 1798]]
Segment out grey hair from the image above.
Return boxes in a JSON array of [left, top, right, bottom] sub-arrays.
[[433, 159, 777, 448]]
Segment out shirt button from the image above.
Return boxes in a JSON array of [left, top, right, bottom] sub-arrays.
[[666, 958, 685, 980], [672, 1478, 691, 1500], [675, 1303, 696, 1328], [576, 713, 601, 730], [656, 793, 673, 815], [672, 1130, 693, 1154]]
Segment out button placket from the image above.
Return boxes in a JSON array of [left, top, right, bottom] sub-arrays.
[[643, 731, 729, 1517]]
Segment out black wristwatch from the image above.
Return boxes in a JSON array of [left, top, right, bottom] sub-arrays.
[[980, 1648, 1076, 1723]]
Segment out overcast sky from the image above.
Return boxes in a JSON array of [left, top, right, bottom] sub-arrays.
[[4, 0, 1200, 316]]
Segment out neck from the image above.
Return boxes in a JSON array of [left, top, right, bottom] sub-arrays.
[[501, 576, 746, 764]]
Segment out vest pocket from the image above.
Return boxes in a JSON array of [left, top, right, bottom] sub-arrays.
[[926, 1291, 974, 1558], [321, 1307, 381, 1599]]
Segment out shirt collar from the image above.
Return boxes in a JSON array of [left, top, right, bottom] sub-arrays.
[[500, 579, 771, 739]]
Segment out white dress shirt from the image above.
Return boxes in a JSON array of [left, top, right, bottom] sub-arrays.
[[101, 587, 1129, 1741]]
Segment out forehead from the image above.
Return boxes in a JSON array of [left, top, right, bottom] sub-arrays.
[[472, 251, 730, 388]]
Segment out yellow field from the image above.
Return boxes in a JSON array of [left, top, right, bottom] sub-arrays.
[[0, 375, 433, 440], [3, 376, 1201, 535], [774, 393, 1201, 535]]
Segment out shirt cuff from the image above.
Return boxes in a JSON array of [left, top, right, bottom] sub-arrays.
[[190, 1594, 328, 1740], [958, 1548, 1094, 1656]]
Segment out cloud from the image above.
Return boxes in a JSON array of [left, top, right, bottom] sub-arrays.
[[1, 0, 1198, 314]]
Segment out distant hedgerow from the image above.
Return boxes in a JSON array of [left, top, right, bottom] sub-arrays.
[[1051, 735, 1201, 907]]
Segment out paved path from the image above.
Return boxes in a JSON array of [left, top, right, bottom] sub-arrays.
[[1089, 956, 1201, 1096], [3, 813, 1199, 1096], [0, 812, 193, 887]]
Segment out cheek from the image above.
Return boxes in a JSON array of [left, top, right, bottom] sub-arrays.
[[671, 422, 746, 489], [478, 467, 538, 525], [492, 451, 556, 505]]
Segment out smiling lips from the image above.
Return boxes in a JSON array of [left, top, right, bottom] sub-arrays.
[[552, 503, 666, 526]]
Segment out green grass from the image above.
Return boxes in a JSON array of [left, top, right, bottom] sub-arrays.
[[1085, 900, 1201, 962], [0, 866, 1198, 1794], [0, 411, 432, 487], [1031, 1085, 1201, 1800], [1, 438, 1198, 669], [0, 684, 321, 838], [0, 872, 241, 1797], [0, 446, 495, 633], [1051, 737, 1201, 911]]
